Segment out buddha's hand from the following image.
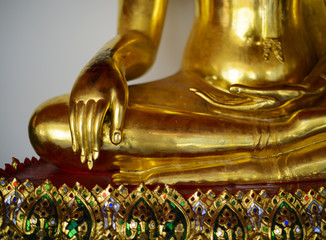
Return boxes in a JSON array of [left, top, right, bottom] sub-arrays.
[[69, 58, 128, 169], [228, 84, 308, 108], [230, 77, 326, 110], [229, 57, 326, 108]]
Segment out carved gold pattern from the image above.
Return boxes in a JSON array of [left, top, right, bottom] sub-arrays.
[[262, 38, 284, 63], [0, 178, 325, 239]]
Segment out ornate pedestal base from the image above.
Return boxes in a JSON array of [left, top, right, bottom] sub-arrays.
[[1, 158, 325, 239]]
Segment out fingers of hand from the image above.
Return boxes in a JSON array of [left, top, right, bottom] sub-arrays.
[[230, 84, 310, 104], [93, 102, 105, 161], [69, 103, 79, 153], [76, 102, 86, 164], [86, 101, 97, 168], [229, 85, 265, 96], [83, 100, 106, 169], [70, 98, 108, 170]]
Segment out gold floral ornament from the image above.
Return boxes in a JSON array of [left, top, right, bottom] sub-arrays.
[[115, 184, 161, 239], [203, 190, 250, 239], [154, 185, 195, 239], [0, 191, 4, 228], [294, 188, 326, 239], [58, 182, 104, 239], [15, 179, 63, 239], [239, 189, 270, 239], [188, 189, 216, 234], [91, 184, 128, 239]]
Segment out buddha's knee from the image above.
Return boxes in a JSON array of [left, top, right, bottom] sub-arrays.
[[29, 94, 71, 156], [28, 94, 119, 172]]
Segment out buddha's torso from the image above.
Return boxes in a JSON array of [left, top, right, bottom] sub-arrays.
[[182, 0, 318, 89]]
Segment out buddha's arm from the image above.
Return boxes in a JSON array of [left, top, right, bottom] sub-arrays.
[[302, 0, 326, 59], [301, 0, 326, 86], [299, 0, 326, 99], [69, 0, 168, 169]]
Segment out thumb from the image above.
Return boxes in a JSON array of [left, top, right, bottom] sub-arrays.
[[110, 95, 126, 145]]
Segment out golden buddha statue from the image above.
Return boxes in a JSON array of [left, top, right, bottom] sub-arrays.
[[29, 0, 326, 184]]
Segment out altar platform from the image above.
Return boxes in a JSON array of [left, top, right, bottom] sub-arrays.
[[0, 157, 325, 239]]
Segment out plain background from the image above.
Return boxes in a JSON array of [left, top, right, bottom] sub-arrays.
[[0, 1, 194, 168]]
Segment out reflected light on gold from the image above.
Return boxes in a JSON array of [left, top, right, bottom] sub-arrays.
[[37, 123, 71, 142], [222, 68, 244, 84], [233, 7, 255, 41], [248, 71, 257, 80]]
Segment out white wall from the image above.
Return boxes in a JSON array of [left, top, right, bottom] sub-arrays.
[[0, 1, 194, 168]]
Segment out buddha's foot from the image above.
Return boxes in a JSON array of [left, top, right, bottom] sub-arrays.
[[113, 142, 326, 184]]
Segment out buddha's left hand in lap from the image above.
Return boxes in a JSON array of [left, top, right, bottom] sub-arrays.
[[229, 57, 326, 109]]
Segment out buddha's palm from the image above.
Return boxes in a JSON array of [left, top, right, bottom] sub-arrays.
[[191, 57, 326, 118]]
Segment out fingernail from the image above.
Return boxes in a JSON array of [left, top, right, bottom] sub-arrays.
[[81, 154, 86, 164], [93, 150, 99, 160], [229, 86, 240, 93], [113, 131, 121, 144], [72, 143, 77, 152], [87, 160, 94, 170]]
